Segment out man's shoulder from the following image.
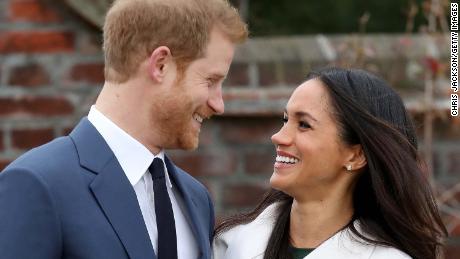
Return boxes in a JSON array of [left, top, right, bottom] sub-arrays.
[[172, 163, 208, 192], [3, 135, 78, 179]]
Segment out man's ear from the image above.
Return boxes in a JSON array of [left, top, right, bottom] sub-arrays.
[[344, 144, 367, 172], [148, 46, 172, 83]]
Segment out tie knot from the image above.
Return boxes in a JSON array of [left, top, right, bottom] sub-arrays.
[[150, 158, 165, 179]]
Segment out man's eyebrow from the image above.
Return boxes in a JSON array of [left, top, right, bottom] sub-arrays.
[[284, 109, 318, 122], [208, 72, 226, 80]]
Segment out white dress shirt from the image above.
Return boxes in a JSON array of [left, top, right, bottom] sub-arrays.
[[88, 105, 198, 259]]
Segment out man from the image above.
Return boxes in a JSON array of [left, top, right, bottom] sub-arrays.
[[0, 0, 247, 258]]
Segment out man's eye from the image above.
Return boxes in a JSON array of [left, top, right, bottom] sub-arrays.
[[207, 78, 217, 86]]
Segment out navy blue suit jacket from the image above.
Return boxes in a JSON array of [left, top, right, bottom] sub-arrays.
[[0, 118, 215, 259]]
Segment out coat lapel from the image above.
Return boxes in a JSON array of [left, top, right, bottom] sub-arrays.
[[90, 157, 156, 259], [214, 202, 375, 259], [70, 118, 155, 259], [214, 203, 279, 259], [304, 224, 375, 259], [164, 156, 207, 258]]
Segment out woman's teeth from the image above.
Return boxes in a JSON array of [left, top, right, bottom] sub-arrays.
[[276, 155, 299, 164]]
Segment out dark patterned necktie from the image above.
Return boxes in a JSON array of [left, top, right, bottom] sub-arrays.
[[149, 158, 178, 259]]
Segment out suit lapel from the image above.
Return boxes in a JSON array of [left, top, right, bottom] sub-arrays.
[[70, 118, 155, 259], [90, 157, 156, 259], [164, 156, 207, 258]]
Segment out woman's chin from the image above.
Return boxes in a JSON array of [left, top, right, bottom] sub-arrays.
[[269, 173, 290, 193]]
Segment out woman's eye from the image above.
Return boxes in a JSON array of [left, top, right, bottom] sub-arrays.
[[282, 116, 288, 124], [299, 121, 311, 129]]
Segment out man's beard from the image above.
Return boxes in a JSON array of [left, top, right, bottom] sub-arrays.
[[153, 83, 201, 150]]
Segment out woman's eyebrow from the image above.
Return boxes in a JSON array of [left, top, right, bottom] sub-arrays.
[[284, 109, 318, 122]]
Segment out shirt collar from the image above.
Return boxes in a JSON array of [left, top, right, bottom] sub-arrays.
[[87, 105, 173, 188]]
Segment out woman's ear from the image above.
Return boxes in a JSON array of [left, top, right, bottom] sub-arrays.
[[148, 46, 172, 83], [344, 144, 367, 172]]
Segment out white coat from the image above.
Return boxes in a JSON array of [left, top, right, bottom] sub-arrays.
[[213, 203, 411, 259]]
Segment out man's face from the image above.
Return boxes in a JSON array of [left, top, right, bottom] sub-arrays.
[[154, 28, 235, 150]]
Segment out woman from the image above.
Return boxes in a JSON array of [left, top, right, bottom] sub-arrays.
[[213, 67, 447, 259]]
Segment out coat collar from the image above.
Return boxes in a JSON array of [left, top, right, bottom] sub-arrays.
[[215, 203, 376, 259], [70, 118, 156, 259], [306, 226, 375, 259]]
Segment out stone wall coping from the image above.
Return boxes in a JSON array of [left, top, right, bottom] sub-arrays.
[[234, 33, 449, 62]]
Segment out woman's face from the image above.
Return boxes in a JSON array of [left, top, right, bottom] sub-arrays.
[[270, 79, 357, 200]]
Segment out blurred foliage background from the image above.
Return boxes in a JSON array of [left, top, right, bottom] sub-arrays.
[[230, 0, 448, 36]]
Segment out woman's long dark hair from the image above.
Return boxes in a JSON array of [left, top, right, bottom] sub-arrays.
[[215, 67, 447, 259]]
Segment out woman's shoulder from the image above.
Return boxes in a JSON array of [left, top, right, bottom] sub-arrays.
[[213, 203, 281, 259], [345, 222, 412, 259], [370, 245, 412, 259], [350, 222, 412, 259], [217, 202, 280, 237]]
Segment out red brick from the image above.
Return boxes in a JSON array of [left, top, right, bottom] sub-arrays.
[[452, 189, 460, 205], [447, 150, 460, 176], [221, 117, 281, 145], [266, 91, 291, 101], [197, 121, 215, 146], [431, 150, 442, 178], [451, 221, 460, 237], [223, 184, 268, 208], [224, 63, 249, 87], [223, 91, 261, 102], [0, 131, 4, 151], [0, 31, 74, 53], [0, 160, 12, 171], [9, 0, 61, 23], [79, 34, 103, 55], [283, 61, 306, 85], [8, 64, 50, 87], [12, 128, 54, 149], [0, 96, 74, 117], [258, 62, 279, 87], [244, 149, 276, 176], [70, 63, 105, 84], [445, 244, 460, 259], [415, 114, 460, 140], [170, 152, 238, 177]]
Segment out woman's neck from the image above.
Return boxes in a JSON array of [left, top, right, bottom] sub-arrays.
[[289, 194, 354, 248]]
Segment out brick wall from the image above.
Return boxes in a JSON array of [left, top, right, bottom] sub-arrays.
[[0, 0, 459, 257], [0, 0, 104, 165]]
